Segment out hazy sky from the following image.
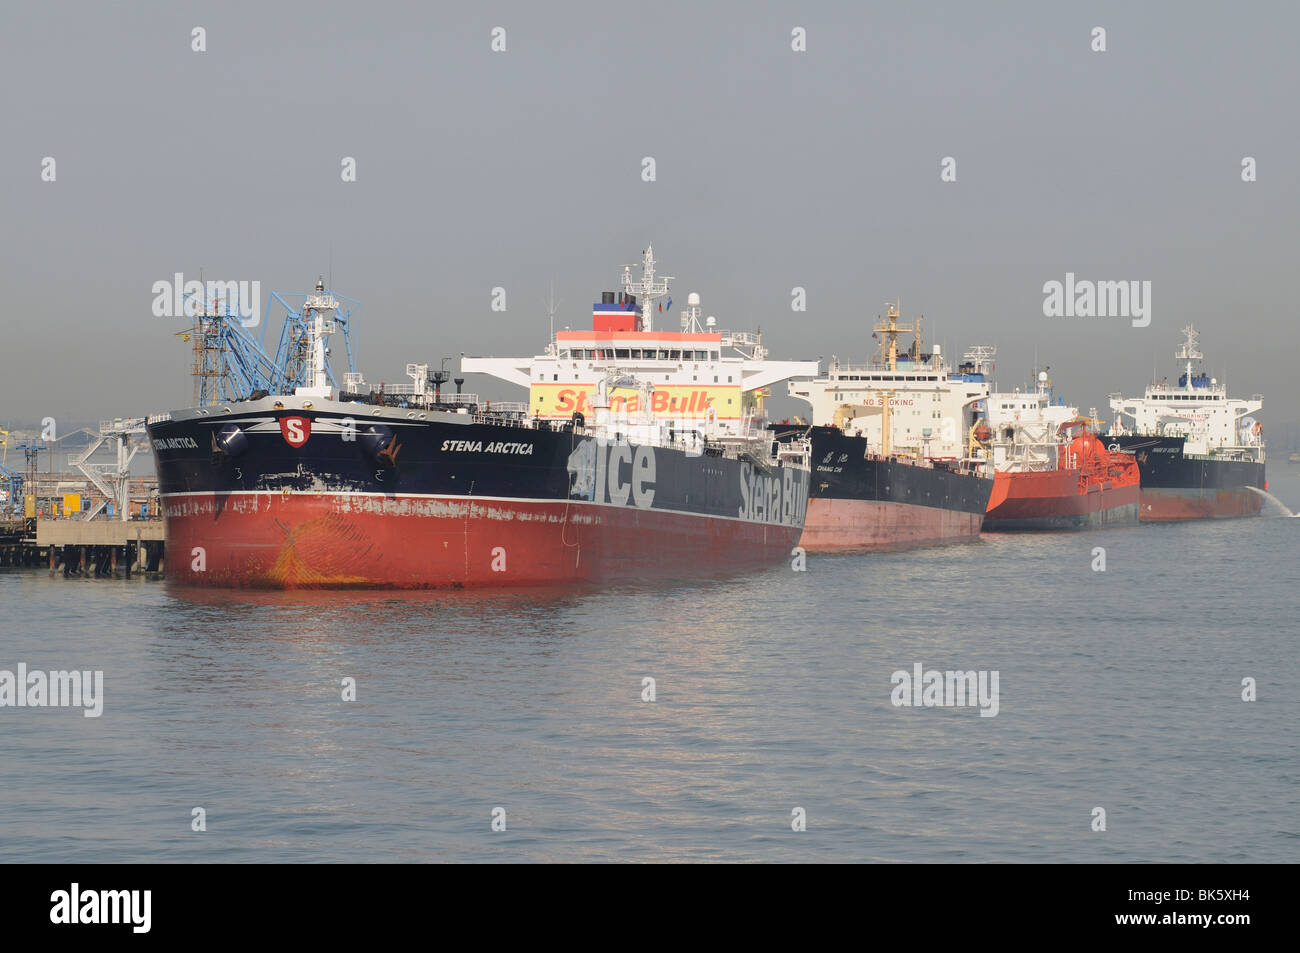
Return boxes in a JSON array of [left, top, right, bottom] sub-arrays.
[[3, 1, 1296, 437]]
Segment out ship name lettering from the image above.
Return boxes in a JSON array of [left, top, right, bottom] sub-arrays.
[[740, 463, 806, 526], [552, 387, 714, 416], [440, 439, 534, 455], [591, 441, 656, 508]]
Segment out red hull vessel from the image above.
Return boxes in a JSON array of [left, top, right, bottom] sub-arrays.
[[163, 491, 803, 589], [983, 427, 1141, 531], [799, 498, 983, 551], [1106, 326, 1266, 522], [148, 251, 815, 590], [984, 469, 1139, 530], [1137, 487, 1263, 521]]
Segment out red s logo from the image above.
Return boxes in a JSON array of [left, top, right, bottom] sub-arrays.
[[280, 416, 311, 447]]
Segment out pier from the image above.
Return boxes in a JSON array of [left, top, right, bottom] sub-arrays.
[[0, 519, 165, 577], [2, 416, 166, 577]]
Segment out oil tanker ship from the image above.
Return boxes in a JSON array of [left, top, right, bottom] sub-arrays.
[[980, 369, 1140, 530], [147, 249, 813, 588], [778, 304, 993, 550], [1106, 326, 1264, 520]]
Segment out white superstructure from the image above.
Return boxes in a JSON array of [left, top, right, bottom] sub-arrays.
[[984, 371, 1080, 472], [1108, 325, 1264, 461], [462, 246, 818, 443], [786, 303, 991, 463]]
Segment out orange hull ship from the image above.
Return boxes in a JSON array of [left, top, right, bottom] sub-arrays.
[[984, 425, 1140, 531]]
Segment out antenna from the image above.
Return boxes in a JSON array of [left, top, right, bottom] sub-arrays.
[[543, 281, 560, 345]]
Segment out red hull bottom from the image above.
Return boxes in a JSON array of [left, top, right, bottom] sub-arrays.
[[1138, 487, 1264, 521], [161, 492, 802, 588], [984, 471, 1140, 531], [797, 498, 983, 552]]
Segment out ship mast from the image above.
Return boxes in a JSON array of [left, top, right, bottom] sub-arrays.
[[300, 277, 340, 395], [621, 245, 673, 333], [873, 301, 919, 456], [1175, 324, 1201, 392], [874, 301, 914, 371]]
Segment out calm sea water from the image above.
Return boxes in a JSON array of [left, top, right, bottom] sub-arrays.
[[3, 471, 1298, 863]]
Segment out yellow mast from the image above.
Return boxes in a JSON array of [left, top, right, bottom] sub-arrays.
[[874, 301, 913, 371], [873, 301, 921, 457], [882, 390, 891, 456]]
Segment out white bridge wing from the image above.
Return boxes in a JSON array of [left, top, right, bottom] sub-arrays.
[[740, 360, 820, 392], [460, 357, 531, 390]]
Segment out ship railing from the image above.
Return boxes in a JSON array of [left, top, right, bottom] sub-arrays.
[[376, 384, 480, 404], [711, 427, 766, 449], [467, 402, 531, 426], [827, 359, 947, 374], [339, 391, 482, 410], [717, 330, 762, 348], [774, 436, 812, 469], [1206, 444, 1265, 459], [98, 418, 147, 434]]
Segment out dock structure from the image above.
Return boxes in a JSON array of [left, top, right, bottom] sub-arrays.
[[0, 519, 165, 577]]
